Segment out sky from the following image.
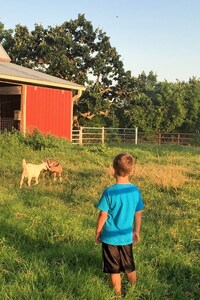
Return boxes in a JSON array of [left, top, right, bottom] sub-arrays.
[[1, 0, 200, 82]]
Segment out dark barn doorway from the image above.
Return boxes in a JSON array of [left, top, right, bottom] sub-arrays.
[[0, 83, 21, 132]]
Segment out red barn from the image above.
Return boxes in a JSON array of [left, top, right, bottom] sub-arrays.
[[0, 45, 85, 141]]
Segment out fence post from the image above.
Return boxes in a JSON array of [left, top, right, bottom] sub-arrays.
[[102, 127, 105, 144], [79, 126, 83, 145], [135, 127, 138, 145], [178, 133, 180, 145], [158, 132, 161, 145]]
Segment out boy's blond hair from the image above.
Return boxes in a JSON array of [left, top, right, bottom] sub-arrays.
[[113, 152, 135, 177]]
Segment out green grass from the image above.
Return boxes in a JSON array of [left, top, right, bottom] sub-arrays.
[[0, 131, 199, 299]]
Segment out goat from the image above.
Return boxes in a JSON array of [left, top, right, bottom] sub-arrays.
[[20, 159, 48, 188], [46, 159, 63, 182]]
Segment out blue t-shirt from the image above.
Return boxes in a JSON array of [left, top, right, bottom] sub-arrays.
[[97, 183, 144, 246]]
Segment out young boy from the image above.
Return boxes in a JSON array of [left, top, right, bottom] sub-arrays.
[[95, 152, 144, 297]]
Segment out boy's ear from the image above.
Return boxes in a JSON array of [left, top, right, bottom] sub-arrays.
[[109, 167, 116, 176], [112, 168, 116, 175]]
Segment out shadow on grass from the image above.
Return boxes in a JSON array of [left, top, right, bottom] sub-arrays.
[[156, 260, 200, 300], [0, 219, 109, 299]]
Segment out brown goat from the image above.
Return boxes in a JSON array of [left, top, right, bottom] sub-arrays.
[[46, 159, 63, 182]]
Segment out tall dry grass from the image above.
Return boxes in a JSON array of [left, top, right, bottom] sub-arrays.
[[133, 163, 190, 191]]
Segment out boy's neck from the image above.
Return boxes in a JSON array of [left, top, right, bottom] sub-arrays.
[[115, 175, 130, 184]]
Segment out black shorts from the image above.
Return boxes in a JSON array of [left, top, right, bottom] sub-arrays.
[[102, 243, 135, 274]]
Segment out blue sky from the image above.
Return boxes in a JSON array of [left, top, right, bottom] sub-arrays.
[[1, 0, 200, 82]]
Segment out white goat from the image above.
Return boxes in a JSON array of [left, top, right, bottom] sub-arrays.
[[20, 159, 48, 188]]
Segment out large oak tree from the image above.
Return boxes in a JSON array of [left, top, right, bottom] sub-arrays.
[[1, 17, 200, 133]]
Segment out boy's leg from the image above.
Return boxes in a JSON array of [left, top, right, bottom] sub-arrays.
[[126, 270, 136, 284], [110, 273, 122, 295]]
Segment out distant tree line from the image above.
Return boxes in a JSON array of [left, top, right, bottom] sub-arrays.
[[0, 14, 199, 132]]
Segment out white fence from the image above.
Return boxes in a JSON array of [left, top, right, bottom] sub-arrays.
[[72, 127, 138, 145], [72, 127, 199, 146]]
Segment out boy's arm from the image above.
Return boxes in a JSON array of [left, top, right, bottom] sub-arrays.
[[95, 211, 108, 244], [133, 210, 143, 244]]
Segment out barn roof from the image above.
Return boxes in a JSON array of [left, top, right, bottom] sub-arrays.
[[0, 45, 85, 91]]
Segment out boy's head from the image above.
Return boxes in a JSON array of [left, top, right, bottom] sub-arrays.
[[113, 152, 135, 177]]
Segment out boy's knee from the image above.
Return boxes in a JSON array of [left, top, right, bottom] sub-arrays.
[[126, 270, 136, 284]]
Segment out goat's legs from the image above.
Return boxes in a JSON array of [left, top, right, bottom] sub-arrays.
[[20, 175, 24, 188], [53, 173, 57, 182], [34, 177, 39, 185], [27, 177, 32, 187]]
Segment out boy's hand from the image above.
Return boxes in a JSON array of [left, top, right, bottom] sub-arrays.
[[133, 210, 142, 244], [133, 231, 140, 244], [95, 233, 101, 244], [95, 211, 108, 244]]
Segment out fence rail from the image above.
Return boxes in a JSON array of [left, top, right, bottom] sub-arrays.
[[72, 127, 199, 146]]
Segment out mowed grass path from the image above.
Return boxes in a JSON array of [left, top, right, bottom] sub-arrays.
[[0, 132, 199, 299]]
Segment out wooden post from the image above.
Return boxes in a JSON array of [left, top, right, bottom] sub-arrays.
[[79, 126, 83, 145], [158, 132, 162, 145], [20, 85, 27, 135], [135, 127, 138, 145], [102, 127, 105, 144], [178, 133, 180, 145]]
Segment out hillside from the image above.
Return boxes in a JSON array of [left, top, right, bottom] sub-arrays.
[[0, 131, 199, 299]]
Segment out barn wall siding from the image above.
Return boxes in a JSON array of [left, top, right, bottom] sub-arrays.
[[26, 85, 72, 140]]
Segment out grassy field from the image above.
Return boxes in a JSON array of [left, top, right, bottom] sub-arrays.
[[0, 131, 199, 300]]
